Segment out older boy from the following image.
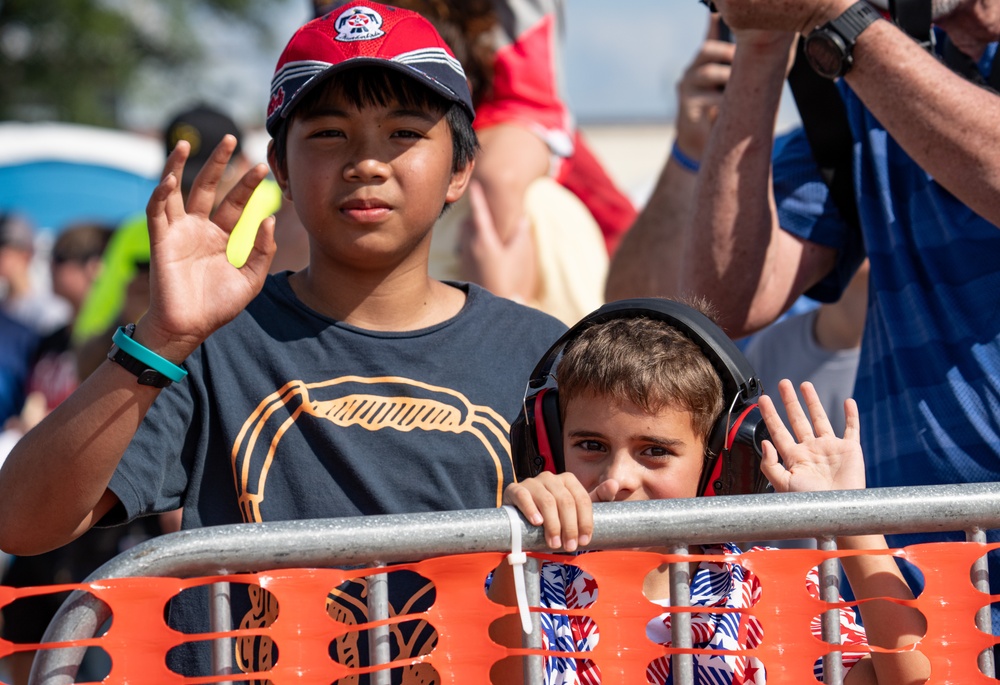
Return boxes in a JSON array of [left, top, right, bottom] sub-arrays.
[[493, 301, 928, 684], [0, 2, 565, 681]]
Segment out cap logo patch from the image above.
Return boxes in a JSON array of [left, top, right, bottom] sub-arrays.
[[335, 6, 384, 42]]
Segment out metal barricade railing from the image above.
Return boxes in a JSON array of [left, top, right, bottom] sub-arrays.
[[28, 481, 1000, 684]]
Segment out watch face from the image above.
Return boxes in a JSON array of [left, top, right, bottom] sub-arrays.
[[805, 32, 847, 79]]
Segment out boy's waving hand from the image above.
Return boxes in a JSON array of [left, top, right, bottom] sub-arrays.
[[142, 136, 276, 361], [759, 379, 865, 493]]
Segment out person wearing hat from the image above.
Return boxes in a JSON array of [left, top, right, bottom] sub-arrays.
[[313, 0, 637, 255], [314, 1, 627, 326], [0, 2, 566, 681], [71, 104, 284, 346]]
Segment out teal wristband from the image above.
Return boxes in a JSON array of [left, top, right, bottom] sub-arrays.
[[112, 325, 188, 383], [670, 141, 701, 173]]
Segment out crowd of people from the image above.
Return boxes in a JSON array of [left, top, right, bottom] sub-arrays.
[[1, 0, 999, 683]]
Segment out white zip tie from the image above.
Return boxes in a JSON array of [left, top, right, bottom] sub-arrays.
[[502, 505, 533, 635]]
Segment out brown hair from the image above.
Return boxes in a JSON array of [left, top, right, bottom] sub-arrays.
[[380, 0, 498, 105], [52, 222, 114, 264], [556, 299, 725, 445]]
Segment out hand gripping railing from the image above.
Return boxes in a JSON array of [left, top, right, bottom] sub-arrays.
[[30, 481, 1000, 685]]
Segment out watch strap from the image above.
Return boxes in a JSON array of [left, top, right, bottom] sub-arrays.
[[108, 346, 173, 388], [806, 0, 883, 79], [828, 1, 882, 43], [107, 324, 188, 387]]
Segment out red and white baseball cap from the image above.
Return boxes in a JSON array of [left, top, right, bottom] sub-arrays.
[[266, 0, 475, 136]]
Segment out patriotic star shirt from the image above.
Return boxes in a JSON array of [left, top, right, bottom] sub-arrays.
[[538, 543, 868, 684]]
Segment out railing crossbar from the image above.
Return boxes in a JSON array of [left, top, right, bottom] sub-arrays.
[[28, 482, 1000, 684]]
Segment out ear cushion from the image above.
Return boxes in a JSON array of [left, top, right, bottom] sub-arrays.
[[538, 389, 565, 474], [698, 403, 774, 496], [725, 404, 774, 495], [509, 409, 537, 481], [511, 388, 565, 480]]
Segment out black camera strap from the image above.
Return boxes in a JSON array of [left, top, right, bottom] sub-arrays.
[[889, 0, 934, 49], [787, 38, 863, 234], [890, 0, 1000, 87], [940, 35, 1000, 92]]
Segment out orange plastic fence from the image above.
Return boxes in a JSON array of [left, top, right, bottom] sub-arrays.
[[1, 542, 998, 684]]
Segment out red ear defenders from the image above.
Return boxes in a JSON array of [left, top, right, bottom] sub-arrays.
[[510, 298, 774, 497]]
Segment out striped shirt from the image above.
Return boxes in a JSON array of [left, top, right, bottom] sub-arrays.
[[771, 46, 1000, 624]]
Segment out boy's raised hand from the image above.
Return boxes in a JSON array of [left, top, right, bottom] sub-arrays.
[[140, 136, 277, 360], [758, 379, 866, 493], [503, 472, 618, 552]]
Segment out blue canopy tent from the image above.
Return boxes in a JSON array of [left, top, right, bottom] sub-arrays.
[[0, 122, 163, 235]]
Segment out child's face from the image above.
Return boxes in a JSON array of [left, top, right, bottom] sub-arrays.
[[270, 84, 472, 270], [562, 391, 705, 503]]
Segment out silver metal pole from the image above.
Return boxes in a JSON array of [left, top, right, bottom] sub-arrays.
[[522, 556, 544, 685], [967, 527, 996, 678], [208, 581, 233, 684], [819, 535, 843, 685], [669, 543, 693, 685], [366, 568, 391, 685]]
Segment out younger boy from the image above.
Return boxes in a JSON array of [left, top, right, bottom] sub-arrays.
[[0, 2, 565, 681], [492, 303, 928, 685]]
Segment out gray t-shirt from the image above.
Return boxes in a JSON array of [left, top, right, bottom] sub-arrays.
[[743, 308, 860, 434], [109, 274, 565, 525], [105, 274, 566, 678]]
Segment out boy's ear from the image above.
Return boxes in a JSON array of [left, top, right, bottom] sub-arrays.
[[267, 140, 293, 202], [445, 158, 475, 205]]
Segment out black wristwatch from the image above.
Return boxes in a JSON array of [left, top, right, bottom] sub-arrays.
[[804, 1, 883, 79], [107, 323, 174, 388]]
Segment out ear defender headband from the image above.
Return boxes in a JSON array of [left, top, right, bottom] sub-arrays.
[[510, 298, 773, 497]]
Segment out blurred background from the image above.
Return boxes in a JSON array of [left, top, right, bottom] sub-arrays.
[[0, 0, 800, 235]]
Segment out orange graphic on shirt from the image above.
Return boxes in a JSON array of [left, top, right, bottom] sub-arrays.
[[229, 375, 513, 683], [231, 376, 512, 522]]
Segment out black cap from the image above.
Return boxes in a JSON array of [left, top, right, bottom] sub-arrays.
[[163, 105, 243, 190]]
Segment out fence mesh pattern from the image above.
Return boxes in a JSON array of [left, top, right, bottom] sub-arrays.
[[2, 542, 998, 683]]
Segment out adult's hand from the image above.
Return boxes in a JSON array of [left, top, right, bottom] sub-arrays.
[[674, 15, 736, 161], [458, 179, 537, 303]]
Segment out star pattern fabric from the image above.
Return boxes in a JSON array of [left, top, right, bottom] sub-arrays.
[[537, 543, 868, 684]]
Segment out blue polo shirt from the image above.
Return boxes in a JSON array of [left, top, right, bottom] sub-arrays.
[[772, 44, 1000, 627]]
